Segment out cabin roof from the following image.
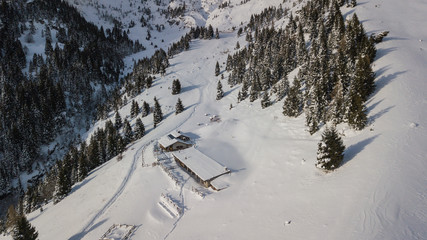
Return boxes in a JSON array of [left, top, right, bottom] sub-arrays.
[[158, 130, 190, 148], [172, 147, 230, 182]]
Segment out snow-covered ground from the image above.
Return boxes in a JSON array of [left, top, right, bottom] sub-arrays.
[[2, 0, 426, 239]]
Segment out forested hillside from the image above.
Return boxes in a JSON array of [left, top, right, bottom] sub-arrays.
[[0, 0, 142, 200]]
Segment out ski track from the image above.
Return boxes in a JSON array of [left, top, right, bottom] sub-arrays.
[[70, 143, 146, 240], [72, 62, 204, 239], [163, 176, 190, 240]]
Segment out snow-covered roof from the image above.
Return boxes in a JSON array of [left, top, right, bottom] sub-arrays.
[[158, 130, 190, 148], [172, 148, 230, 182], [170, 130, 188, 139]]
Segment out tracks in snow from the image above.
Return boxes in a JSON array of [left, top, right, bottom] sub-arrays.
[[70, 144, 147, 240]]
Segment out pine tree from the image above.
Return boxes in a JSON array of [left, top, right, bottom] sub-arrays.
[[134, 118, 145, 139], [260, 91, 272, 109], [216, 81, 224, 100], [316, 126, 345, 171], [347, 91, 367, 130], [215, 61, 220, 76], [353, 55, 375, 102], [153, 97, 163, 128], [87, 136, 100, 169], [114, 112, 122, 130], [12, 215, 38, 240], [77, 153, 88, 182], [123, 119, 134, 145], [171, 79, 181, 95], [130, 100, 139, 118], [53, 161, 71, 204], [141, 101, 150, 117], [283, 77, 302, 117], [175, 98, 184, 114]]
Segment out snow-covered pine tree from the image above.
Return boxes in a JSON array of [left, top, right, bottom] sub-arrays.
[[12, 215, 38, 240], [130, 100, 140, 118], [260, 91, 272, 109], [134, 118, 145, 139], [353, 54, 376, 102], [114, 111, 122, 130], [172, 79, 181, 95], [123, 119, 134, 145], [175, 98, 184, 114], [283, 77, 302, 117], [53, 161, 71, 204], [215, 61, 220, 76], [316, 126, 345, 171], [141, 101, 150, 117], [216, 81, 224, 100], [153, 97, 163, 128], [326, 74, 345, 124], [346, 90, 367, 130], [87, 136, 100, 169]]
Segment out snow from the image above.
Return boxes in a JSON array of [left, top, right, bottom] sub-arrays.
[[172, 147, 230, 182], [2, 0, 427, 240]]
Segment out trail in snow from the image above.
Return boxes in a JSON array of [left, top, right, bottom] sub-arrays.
[[69, 144, 146, 240], [163, 176, 191, 240]]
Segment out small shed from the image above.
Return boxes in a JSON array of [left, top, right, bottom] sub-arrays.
[[172, 147, 230, 190], [159, 131, 192, 152]]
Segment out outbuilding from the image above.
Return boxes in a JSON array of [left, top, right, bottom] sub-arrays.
[[159, 131, 192, 152]]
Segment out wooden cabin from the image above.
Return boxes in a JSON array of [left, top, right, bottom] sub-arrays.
[[159, 131, 192, 152], [172, 147, 230, 190]]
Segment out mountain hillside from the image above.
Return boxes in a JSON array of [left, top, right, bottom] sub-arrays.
[[1, 0, 426, 239]]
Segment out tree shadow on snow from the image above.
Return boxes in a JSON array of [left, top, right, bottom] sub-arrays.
[[224, 85, 239, 97], [70, 175, 96, 194], [69, 218, 108, 240], [375, 47, 397, 61], [374, 70, 406, 93], [181, 84, 201, 93], [369, 105, 395, 124], [342, 135, 380, 166]]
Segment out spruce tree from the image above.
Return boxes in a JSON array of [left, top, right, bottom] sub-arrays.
[[153, 97, 163, 127], [141, 101, 150, 117], [130, 100, 139, 118], [175, 98, 184, 114], [123, 119, 134, 145], [215, 61, 220, 76], [114, 112, 122, 130], [353, 55, 375, 102], [87, 136, 100, 169], [347, 92, 367, 130], [53, 161, 71, 203], [77, 153, 88, 182], [171, 79, 181, 95], [134, 118, 145, 139], [12, 215, 38, 240], [216, 81, 224, 100], [316, 126, 345, 171], [283, 77, 302, 117], [260, 91, 272, 109]]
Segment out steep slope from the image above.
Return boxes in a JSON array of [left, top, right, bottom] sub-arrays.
[[1, 0, 426, 239]]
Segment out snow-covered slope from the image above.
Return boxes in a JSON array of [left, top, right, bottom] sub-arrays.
[[2, 0, 426, 239]]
